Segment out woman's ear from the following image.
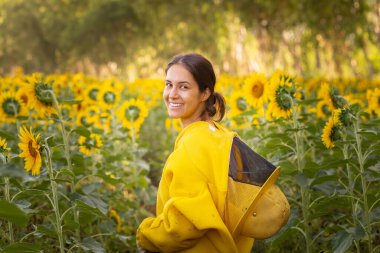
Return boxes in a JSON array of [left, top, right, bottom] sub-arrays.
[[202, 88, 211, 102]]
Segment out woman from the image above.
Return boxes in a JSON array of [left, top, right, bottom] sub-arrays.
[[137, 53, 290, 252]]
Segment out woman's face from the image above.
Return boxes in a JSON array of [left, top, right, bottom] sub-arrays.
[[164, 64, 210, 127]]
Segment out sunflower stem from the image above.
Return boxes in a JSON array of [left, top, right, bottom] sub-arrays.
[[4, 177, 14, 243], [342, 136, 361, 253], [49, 90, 81, 242], [353, 120, 372, 252], [291, 101, 312, 253], [50, 91, 72, 170], [44, 144, 65, 253], [10, 103, 21, 132], [1, 152, 14, 243], [131, 123, 139, 181]]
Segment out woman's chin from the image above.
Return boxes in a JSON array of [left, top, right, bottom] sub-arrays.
[[167, 112, 182, 119]]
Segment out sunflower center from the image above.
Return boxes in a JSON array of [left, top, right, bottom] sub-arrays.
[[275, 87, 292, 110], [322, 104, 330, 116], [236, 97, 247, 111], [80, 116, 92, 127], [2, 98, 20, 116], [83, 138, 97, 149], [0, 143, 7, 153], [28, 140, 38, 158], [103, 92, 116, 104], [35, 82, 54, 106], [125, 106, 140, 121], [251, 82, 264, 98], [20, 94, 28, 104], [89, 89, 99, 101]]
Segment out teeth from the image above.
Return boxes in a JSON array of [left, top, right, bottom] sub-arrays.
[[170, 103, 182, 107]]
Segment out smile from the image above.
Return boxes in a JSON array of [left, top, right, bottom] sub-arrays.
[[169, 102, 183, 108]]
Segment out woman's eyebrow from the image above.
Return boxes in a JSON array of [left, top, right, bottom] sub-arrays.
[[165, 80, 191, 85]]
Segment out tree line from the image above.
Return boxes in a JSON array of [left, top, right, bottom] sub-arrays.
[[0, 0, 379, 78]]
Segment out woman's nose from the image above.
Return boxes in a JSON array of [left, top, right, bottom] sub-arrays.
[[169, 87, 179, 98]]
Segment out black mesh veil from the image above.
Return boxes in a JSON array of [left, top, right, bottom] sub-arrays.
[[229, 137, 276, 186]]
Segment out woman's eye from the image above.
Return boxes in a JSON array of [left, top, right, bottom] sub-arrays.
[[165, 83, 172, 88], [180, 85, 188, 90]]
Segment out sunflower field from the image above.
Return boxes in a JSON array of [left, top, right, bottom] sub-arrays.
[[0, 70, 379, 253]]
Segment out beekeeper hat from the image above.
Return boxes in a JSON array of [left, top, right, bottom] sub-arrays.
[[224, 137, 290, 239]]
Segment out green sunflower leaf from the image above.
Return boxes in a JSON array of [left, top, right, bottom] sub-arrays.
[[1, 243, 41, 253], [81, 237, 105, 253], [0, 130, 17, 141], [0, 200, 28, 227], [0, 163, 28, 178], [332, 230, 353, 253], [294, 173, 309, 188], [36, 224, 57, 238], [356, 129, 378, 137], [73, 126, 91, 137]]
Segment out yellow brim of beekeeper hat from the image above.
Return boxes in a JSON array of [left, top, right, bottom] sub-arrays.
[[224, 138, 290, 239]]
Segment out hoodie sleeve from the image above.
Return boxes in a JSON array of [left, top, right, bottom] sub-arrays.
[[136, 143, 234, 252]]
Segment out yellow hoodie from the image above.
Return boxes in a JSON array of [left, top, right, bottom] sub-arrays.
[[137, 121, 288, 252]]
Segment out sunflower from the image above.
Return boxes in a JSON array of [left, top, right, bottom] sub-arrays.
[[333, 107, 354, 127], [165, 118, 182, 132], [345, 94, 364, 110], [0, 137, 9, 152], [98, 85, 120, 110], [367, 88, 380, 116], [23, 75, 57, 116], [116, 98, 148, 134], [0, 137, 11, 159], [321, 116, 341, 149], [18, 126, 42, 176], [0, 91, 27, 123], [229, 90, 249, 117], [318, 82, 348, 110], [136, 79, 165, 108], [95, 112, 112, 134], [123, 189, 136, 201], [78, 133, 102, 156], [266, 71, 296, 119], [60, 104, 74, 122], [243, 73, 268, 108], [75, 105, 100, 127], [46, 74, 70, 94], [313, 100, 331, 119], [216, 74, 243, 95], [83, 83, 100, 104], [16, 87, 31, 108], [109, 209, 122, 233]]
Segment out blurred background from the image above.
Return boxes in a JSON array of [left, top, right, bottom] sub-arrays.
[[1, 1, 380, 252], [0, 0, 379, 79]]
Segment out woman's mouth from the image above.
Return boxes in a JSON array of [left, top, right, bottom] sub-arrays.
[[169, 102, 183, 108]]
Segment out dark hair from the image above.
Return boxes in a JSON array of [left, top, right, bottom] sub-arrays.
[[165, 53, 226, 122]]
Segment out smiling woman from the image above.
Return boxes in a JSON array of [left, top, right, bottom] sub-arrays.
[[136, 53, 290, 253], [164, 65, 210, 127], [163, 54, 225, 128]]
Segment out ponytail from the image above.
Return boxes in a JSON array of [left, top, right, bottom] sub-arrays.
[[205, 91, 226, 122]]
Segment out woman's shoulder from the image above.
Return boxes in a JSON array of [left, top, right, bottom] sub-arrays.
[[175, 121, 234, 149]]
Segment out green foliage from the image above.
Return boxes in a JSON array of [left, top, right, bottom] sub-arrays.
[[0, 200, 28, 227], [0, 0, 379, 77]]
